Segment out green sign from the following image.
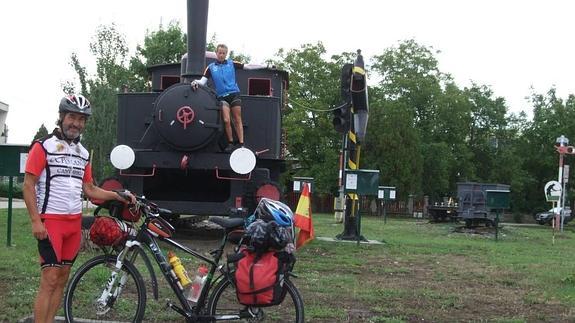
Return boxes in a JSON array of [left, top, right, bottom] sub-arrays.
[[378, 186, 396, 200], [344, 169, 380, 196], [0, 144, 28, 247], [0, 144, 29, 176], [293, 176, 314, 193], [486, 190, 510, 209]]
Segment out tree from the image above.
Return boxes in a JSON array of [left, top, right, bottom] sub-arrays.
[[69, 24, 131, 182], [464, 83, 509, 181], [433, 82, 475, 189], [33, 124, 49, 141], [490, 117, 530, 213], [371, 39, 445, 138], [128, 21, 187, 91], [363, 100, 423, 199], [367, 40, 521, 202], [421, 142, 451, 200], [367, 40, 446, 198], [272, 43, 348, 194], [518, 88, 575, 212]]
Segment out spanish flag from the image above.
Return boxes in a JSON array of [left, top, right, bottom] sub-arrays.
[[294, 183, 314, 248]]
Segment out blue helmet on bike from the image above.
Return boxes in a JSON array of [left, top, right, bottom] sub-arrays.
[[255, 198, 293, 227]]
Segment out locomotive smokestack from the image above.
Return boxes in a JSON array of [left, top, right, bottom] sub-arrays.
[[184, 0, 209, 80]]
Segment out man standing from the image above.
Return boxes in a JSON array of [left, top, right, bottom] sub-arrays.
[[23, 94, 135, 322], [192, 44, 263, 152]]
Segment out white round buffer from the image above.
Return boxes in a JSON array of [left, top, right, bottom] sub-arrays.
[[229, 147, 256, 174], [110, 145, 136, 170]]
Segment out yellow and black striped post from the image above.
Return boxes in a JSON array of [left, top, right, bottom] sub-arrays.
[[336, 127, 367, 241], [336, 50, 369, 241]]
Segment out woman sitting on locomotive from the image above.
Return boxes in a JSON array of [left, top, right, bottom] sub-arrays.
[[191, 43, 265, 153]]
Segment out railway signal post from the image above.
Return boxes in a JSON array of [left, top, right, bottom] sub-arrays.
[[333, 50, 375, 242]]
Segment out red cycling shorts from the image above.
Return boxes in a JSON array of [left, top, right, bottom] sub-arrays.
[[37, 214, 82, 268]]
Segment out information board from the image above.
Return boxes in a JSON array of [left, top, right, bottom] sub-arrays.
[[0, 144, 29, 176]]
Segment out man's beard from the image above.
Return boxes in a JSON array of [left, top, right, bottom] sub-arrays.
[[62, 125, 82, 140]]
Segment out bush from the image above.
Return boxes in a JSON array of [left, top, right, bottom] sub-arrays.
[[0, 180, 23, 199]]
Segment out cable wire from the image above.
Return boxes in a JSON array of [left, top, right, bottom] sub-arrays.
[[288, 97, 348, 113]]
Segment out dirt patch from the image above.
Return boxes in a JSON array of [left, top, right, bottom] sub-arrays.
[[301, 250, 572, 322], [452, 225, 499, 236], [170, 222, 573, 322]]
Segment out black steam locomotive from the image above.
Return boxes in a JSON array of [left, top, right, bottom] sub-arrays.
[[108, 0, 289, 218]]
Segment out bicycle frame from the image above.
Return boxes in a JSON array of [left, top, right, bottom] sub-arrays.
[[115, 213, 247, 322], [85, 195, 296, 322], [147, 232, 223, 315], [69, 195, 303, 323]]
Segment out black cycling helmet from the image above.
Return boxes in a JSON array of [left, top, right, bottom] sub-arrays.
[[59, 94, 92, 116]]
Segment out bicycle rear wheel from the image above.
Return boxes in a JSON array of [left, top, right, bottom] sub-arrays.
[[207, 277, 304, 322], [64, 254, 147, 322]]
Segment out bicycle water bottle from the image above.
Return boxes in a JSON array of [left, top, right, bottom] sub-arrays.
[[168, 251, 191, 287], [186, 264, 208, 303]]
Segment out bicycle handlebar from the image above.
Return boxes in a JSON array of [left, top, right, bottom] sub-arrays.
[[130, 195, 173, 219]]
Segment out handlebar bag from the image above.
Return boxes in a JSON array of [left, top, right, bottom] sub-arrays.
[[234, 249, 295, 307], [109, 201, 141, 222], [90, 178, 141, 222]]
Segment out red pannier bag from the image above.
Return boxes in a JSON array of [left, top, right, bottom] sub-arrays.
[[89, 216, 128, 246], [234, 249, 294, 307]]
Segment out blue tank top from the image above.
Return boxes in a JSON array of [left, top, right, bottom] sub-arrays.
[[208, 59, 240, 98]]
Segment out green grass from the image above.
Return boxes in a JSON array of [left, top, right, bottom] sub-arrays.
[[1, 209, 575, 322]]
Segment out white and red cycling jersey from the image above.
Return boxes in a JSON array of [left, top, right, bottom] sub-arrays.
[[26, 131, 93, 216]]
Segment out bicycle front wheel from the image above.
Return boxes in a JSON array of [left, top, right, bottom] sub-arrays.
[[207, 277, 304, 322], [64, 254, 147, 322]]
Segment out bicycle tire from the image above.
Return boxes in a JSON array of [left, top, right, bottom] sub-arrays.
[[64, 254, 147, 322], [207, 276, 304, 322]]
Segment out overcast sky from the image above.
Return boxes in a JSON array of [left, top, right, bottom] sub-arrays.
[[1, 0, 574, 144]]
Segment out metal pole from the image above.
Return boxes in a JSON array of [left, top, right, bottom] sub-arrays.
[[561, 174, 567, 232], [356, 199, 361, 245], [7, 176, 13, 247], [352, 144, 363, 243], [383, 200, 387, 224], [552, 201, 557, 246], [495, 210, 499, 242], [336, 140, 346, 223], [558, 152, 564, 233], [342, 131, 349, 214]]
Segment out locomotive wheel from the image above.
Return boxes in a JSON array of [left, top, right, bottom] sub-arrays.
[[244, 180, 283, 214], [256, 182, 282, 201]]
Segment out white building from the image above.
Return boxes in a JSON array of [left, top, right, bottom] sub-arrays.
[[0, 101, 8, 144]]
